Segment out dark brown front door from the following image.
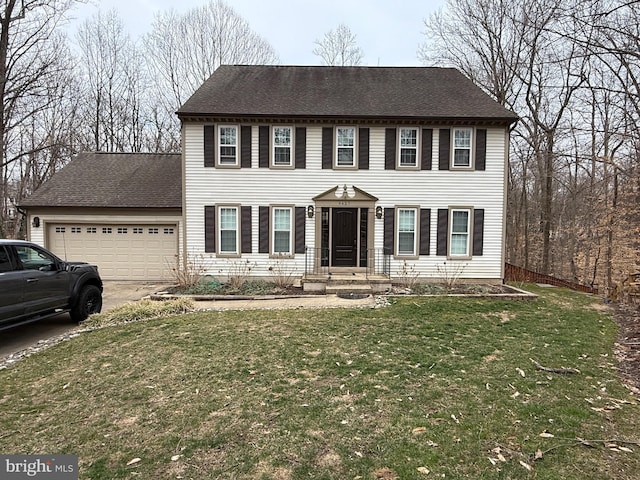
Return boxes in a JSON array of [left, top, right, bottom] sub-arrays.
[[332, 208, 358, 267]]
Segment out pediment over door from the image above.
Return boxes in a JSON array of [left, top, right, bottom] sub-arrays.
[[313, 185, 378, 203]]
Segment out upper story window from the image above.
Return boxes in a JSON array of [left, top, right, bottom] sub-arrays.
[[273, 127, 292, 167], [399, 128, 418, 167], [336, 127, 355, 167], [450, 209, 471, 256], [453, 128, 472, 168], [218, 126, 238, 165], [219, 206, 238, 255], [397, 208, 417, 256]]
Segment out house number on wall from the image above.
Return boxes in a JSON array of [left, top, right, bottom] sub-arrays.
[[338, 201, 350, 206]]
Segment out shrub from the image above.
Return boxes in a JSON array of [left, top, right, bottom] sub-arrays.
[[168, 253, 209, 289], [83, 298, 195, 329], [268, 255, 297, 289]]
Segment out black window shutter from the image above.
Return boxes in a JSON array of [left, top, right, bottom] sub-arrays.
[[295, 127, 306, 169], [473, 209, 484, 256], [204, 206, 216, 252], [259, 126, 269, 168], [322, 127, 333, 169], [295, 207, 305, 254], [241, 206, 252, 253], [436, 209, 448, 256], [259, 206, 269, 253], [419, 208, 431, 255], [204, 125, 215, 167], [439, 129, 450, 170], [475, 129, 487, 171], [384, 208, 394, 255], [241, 126, 252, 168], [421, 129, 433, 170], [358, 128, 369, 170], [385, 128, 396, 170]]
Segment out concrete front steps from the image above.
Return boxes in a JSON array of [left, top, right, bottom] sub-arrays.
[[302, 271, 391, 295]]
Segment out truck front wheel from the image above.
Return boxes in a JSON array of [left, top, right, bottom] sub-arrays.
[[70, 285, 103, 323]]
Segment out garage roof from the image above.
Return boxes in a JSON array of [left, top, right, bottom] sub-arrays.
[[19, 153, 181, 209]]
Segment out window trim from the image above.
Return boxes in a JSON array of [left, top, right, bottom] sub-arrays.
[[397, 127, 420, 169], [451, 127, 474, 170], [395, 206, 419, 259], [270, 205, 294, 258], [448, 207, 473, 259], [217, 125, 240, 168], [217, 205, 240, 257], [271, 126, 295, 169], [334, 126, 357, 169]]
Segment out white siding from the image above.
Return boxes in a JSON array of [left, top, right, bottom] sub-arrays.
[[184, 123, 508, 280]]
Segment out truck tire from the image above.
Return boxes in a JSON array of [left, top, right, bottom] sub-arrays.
[[70, 285, 103, 323]]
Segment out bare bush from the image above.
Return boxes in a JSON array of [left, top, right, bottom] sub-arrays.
[[268, 255, 297, 290], [435, 262, 467, 291], [396, 260, 420, 290], [223, 259, 256, 290], [168, 253, 209, 289]]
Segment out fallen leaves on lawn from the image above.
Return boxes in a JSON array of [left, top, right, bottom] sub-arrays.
[[519, 460, 533, 471], [607, 443, 634, 453], [373, 467, 398, 479], [488, 446, 507, 465]]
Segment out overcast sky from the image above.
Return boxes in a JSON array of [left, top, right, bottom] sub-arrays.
[[68, 0, 446, 66]]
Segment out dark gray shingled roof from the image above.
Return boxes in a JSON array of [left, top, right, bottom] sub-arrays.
[[19, 152, 181, 208], [177, 65, 518, 123]]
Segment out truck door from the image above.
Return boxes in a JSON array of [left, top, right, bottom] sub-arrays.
[[15, 244, 69, 316], [0, 246, 25, 322]]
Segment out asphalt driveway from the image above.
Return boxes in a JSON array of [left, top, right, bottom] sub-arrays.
[[0, 281, 164, 359]]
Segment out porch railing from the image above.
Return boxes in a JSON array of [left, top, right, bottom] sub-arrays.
[[304, 246, 391, 277], [366, 248, 391, 277]]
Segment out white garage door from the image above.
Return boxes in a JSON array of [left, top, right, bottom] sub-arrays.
[[47, 223, 178, 280]]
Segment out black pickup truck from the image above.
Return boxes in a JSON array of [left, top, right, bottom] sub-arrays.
[[0, 240, 103, 331]]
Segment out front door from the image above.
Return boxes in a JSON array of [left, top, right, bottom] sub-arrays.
[[332, 208, 358, 267]]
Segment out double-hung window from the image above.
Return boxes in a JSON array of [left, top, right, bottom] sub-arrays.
[[273, 127, 292, 166], [218, 126, 238, 165], [272, 207, 292, 255], [397, 208, 417, 256], [219, 206, 238, 254], [399, 128, 418, 167], [336, 127, 355, 167], [450, 209, 471, 256], [453, 127, 472, 168]]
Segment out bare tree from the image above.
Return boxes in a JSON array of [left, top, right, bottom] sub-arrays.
[[313, 24, 364, 66], [144, 0, 278, 149], [0, 0, 79, 237], [76, 9, 147, 152], [421, 0, 640, 292]]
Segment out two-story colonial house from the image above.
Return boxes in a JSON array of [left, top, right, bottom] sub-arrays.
[[177, 65, 517, 291]]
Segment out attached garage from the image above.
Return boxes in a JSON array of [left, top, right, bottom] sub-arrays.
[[20, 153, 182, 281], [46, 223, 178, 280]]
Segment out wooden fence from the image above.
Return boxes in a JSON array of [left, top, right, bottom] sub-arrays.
[[504, 263, 599, 294]]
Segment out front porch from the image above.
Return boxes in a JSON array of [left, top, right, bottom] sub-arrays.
[[302, 248, 392, 294]]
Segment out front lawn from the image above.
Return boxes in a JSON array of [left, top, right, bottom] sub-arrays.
[[1, 286, 638, 479]]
